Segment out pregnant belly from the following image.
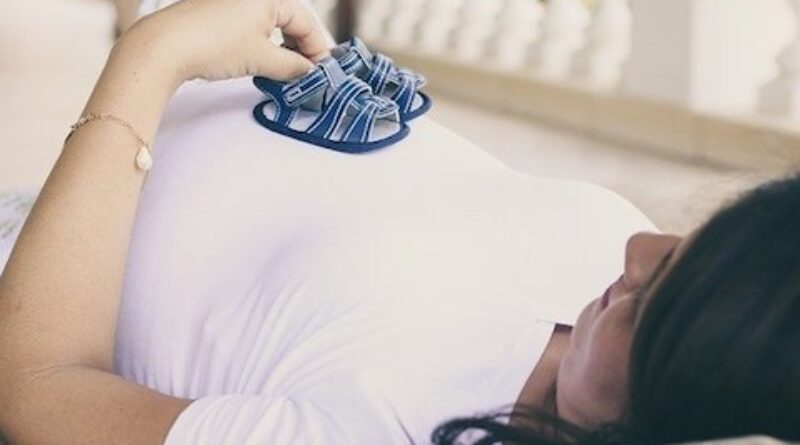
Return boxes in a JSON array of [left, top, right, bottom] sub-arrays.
[[112, 76, 654, 400]]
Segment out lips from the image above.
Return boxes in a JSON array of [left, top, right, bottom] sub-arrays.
[[599, 275, 623, 311]]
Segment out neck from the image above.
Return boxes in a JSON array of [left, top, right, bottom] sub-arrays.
[[513, 324, 572, 420]]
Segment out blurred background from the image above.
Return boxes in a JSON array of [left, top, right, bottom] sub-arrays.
[[2, 0, 799, 233]]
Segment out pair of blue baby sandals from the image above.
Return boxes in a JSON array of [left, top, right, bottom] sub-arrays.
[[252, 37, 432, 154]]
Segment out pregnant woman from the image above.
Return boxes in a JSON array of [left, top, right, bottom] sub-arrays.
[[1, 1, 799, 444]]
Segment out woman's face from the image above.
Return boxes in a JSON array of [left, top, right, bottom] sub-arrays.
[[556, 232, 683, 427]]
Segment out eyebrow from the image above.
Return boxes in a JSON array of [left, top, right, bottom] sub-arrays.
[[635, 248, 677, 322]]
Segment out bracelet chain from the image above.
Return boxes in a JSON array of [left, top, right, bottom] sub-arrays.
[[65, 113, 154, 172]]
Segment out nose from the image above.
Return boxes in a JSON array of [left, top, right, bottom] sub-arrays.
[[622, 232, 682, 290]]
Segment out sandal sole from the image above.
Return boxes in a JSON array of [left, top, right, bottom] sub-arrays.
[[252, 100, 411, 154]]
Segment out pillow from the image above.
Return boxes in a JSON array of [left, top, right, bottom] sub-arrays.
[[0, 189, 36, 276]]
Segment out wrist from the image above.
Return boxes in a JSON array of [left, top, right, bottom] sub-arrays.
[[81, 19, 185, 148], [111, 15, 185, 92]]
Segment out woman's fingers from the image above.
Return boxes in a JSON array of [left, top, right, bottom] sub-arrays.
[[255, 43, 315, 80], [134, 0, 330, 81], [275, 0, 331, 62]]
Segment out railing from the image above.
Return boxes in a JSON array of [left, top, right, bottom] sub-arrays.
[[334, 0, 800, 169]]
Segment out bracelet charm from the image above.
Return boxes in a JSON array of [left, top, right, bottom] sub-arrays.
[[135, 145, 154, 171], [67, 113, 153, 172]]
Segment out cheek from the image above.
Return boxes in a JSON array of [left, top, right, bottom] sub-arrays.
[[557, 304, 636, 425]]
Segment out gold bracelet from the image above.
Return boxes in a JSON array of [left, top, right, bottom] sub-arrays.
[[65, 113, 154, 172]]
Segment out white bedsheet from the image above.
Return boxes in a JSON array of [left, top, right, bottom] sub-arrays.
[[0, 189, 36, 276]]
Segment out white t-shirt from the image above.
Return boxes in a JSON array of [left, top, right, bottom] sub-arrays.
[[99, 77, 655, 444]]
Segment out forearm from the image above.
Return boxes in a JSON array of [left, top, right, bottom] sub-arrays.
[[0, 20, 175, 372], [0, 23, 189, 444], [1, 367, 190, 445], [0, 1, 328, 441]]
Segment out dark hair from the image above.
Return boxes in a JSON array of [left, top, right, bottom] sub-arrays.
[[433, 175, 800, 445]]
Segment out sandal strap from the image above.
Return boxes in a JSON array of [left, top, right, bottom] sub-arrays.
[[390, 72, 418, 115], [280, 56, 354, 108], [252, 77, 294, 126], [366, 53, 394, 96], [342, 92, 401, 143], [308, 77, 372, 139], [399, 68, 427, 90], [282, 69, 329, 108], [339, 38, 427, 91], [342, 102, 381, 144], [339, 37, 372, 74], [257, 57, 400, 144]]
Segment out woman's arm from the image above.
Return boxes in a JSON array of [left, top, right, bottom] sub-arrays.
[[0, 27, 189, 445], [0, 1, 328, 443]]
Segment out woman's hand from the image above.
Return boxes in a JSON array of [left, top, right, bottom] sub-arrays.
[[122, 0, 331, 84]]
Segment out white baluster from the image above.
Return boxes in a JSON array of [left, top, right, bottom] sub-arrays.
[[385, 0, 427, 49], [417, 0, 465, 55], [486, 0, 545, 71], [759, 0, 800, 120], [571, 0, 632, 87], [450, 0, 505, 62], [357, 0, 395, 46], [528, 0, 590, 78]]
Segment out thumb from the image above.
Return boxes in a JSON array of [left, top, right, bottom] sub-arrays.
[[254, 43, 315, 81]]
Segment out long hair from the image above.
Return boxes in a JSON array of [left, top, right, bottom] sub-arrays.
[[433, 175, 800, 445]]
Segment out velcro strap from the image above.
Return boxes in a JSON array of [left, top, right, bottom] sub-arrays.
[[351, 37, 374, 64], [396, 68, 427, 89], [282, 69, 328, 108], [339, 51, 362, 75]]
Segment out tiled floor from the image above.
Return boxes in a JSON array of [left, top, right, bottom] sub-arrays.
[[0, 0, 766, 234]]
